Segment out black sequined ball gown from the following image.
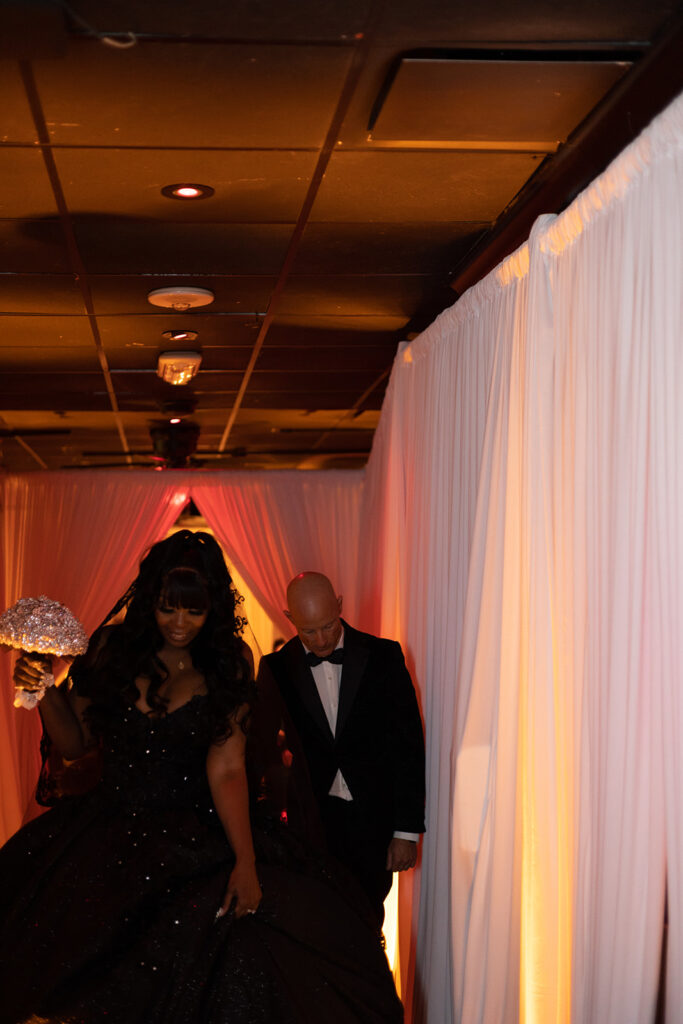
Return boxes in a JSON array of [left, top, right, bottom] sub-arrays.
[[0, 694, 403, 1024]]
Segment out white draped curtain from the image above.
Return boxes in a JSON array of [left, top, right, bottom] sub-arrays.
[[360, 92, 683, 1023]]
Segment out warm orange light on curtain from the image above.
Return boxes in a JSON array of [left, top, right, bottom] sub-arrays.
[[519, 651, 574, 1024], [517, 231, 575, 1024]]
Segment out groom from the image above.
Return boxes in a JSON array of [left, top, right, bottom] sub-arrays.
[[257, 571, 425, 923]]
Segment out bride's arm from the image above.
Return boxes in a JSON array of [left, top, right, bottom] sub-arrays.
[[206, 703, 261, 919], [14, 653, 93, 760]]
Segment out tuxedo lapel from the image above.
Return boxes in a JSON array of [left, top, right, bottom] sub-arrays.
[[282, 640, 335, 743], [336, 623, 369, 739]]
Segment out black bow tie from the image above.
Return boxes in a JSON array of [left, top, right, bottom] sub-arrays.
[[306, 649, 344, 667]]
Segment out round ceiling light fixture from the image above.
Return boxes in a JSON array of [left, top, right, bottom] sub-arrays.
[[161, 183, 214, 200], [147, 287, 214, 311]]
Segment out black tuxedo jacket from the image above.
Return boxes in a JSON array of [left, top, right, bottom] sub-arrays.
[[258, 621, 426, 842]]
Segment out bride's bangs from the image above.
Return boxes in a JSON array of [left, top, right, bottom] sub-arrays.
[[158, 567, 210, 612]]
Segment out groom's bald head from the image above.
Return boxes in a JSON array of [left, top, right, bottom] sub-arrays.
[[285, 572, 343, 658]]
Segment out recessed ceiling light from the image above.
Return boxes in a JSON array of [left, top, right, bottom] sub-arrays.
[[161, 330, 198, 343], [161, 183, 214, 200], [169, 417, 181, 424]]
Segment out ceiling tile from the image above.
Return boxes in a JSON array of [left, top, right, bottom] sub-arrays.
[[0, 220, 71, 274], [278, 274, 451, 316], [240, 389, 386, 411], [53, 148, 317, 222], [271, 313, 410, 334], [0, 347, 100, 370], [293, 222, 488, 274], [0, 373, 113, 410], [371, 58, 631, 144], [311, 150, 543, 222], [0, 148, 59, 218], [228, 427, 376, 450], [177, 393, 239, 411], [0, 64, 38, 144], [0, 276, 83, 314], [200, 349, 254, 371], [247, 370, 381, 391], [0, 1, 68, 59], [234, 407, 380, 431], [71, 220, 294, 275], [0, 315, 94, 349], [257, 346, 394, 373], [0, 410, 115, 432], [34, 42, 353, 148]]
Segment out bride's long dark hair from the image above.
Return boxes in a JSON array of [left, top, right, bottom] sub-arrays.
[[70, 530, 253, 742]]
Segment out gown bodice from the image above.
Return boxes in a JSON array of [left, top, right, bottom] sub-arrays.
[[99, 695, 213, 811]]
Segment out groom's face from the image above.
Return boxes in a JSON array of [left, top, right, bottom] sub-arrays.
[[288, 593, 343, 658]]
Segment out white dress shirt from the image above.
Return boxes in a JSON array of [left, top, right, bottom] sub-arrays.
[[305, 630, 353, 801]]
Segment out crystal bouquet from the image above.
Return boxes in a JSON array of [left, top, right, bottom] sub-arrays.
[[0, 596, 88, 709]]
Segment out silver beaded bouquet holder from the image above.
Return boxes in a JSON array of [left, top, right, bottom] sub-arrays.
[[0, 596, 88, 709]]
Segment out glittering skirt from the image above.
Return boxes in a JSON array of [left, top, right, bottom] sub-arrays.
[[0, 786, 403, 1024]]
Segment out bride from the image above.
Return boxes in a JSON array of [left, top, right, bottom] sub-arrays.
[[0, 530, 402, 1024]]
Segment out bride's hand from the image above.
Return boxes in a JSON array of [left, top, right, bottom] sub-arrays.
[[13, 653, 52, 692], [216, 860, 261, 920]]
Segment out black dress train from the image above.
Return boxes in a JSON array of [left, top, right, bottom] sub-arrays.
[[0, 694, 403, 1024]]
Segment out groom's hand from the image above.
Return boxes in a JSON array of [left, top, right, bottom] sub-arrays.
[[386, 838, 417, 872]]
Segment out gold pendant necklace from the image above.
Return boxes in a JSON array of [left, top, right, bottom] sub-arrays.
[[178, 659, 185, 671]]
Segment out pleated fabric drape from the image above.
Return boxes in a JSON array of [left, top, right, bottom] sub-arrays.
[[360, 91, 683, 1023], [358, 278, 501, 1016], [191, 470, 364, 637]]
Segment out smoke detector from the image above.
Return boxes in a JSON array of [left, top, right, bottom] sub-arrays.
[[157, 351, 202, 386], [147, 286, 214, 311]]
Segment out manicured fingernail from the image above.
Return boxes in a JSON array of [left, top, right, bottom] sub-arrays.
[[215, 907, 225, 920]]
